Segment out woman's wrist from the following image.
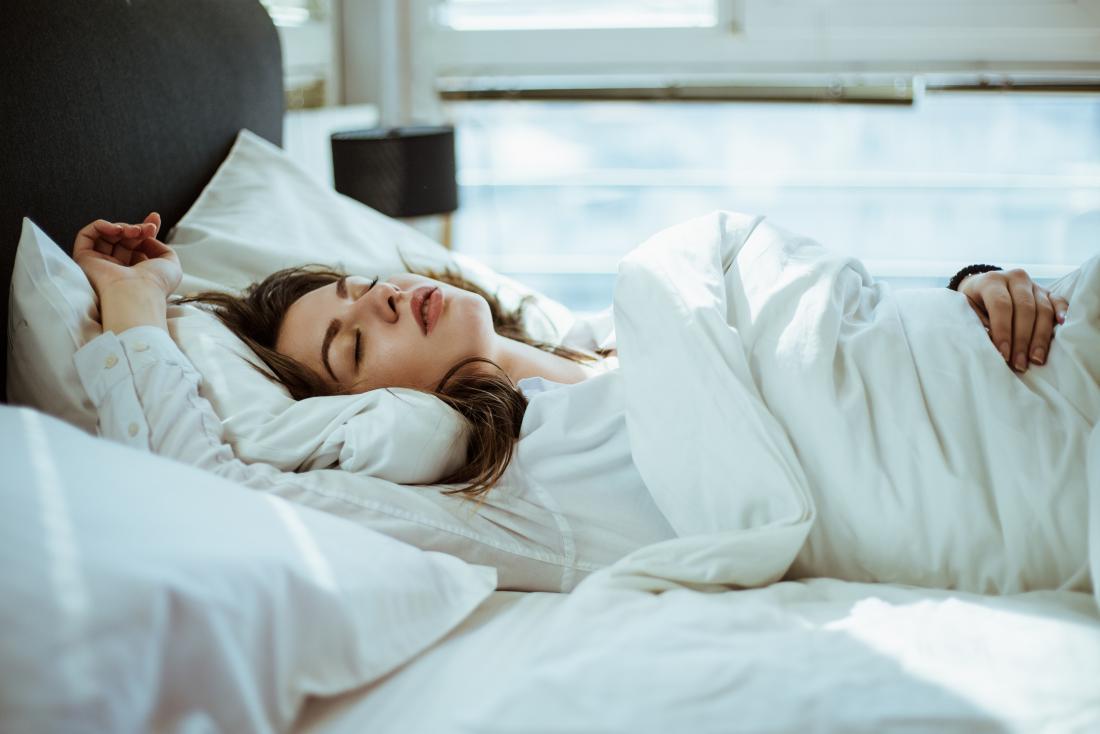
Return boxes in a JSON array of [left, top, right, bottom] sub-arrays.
[[99, 281, 170, 334], [948, 264, 1003, 292]]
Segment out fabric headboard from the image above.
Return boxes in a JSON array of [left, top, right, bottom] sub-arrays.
[[0, 0, 284, 401]]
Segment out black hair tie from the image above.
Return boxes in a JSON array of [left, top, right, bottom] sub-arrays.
[[948, 264, 1003, 292]]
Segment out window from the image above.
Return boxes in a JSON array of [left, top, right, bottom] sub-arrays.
[[262, 0, 337, 108], [433, 1, 1100, 94], [448, 94, 1097, 312], [437, 0, 717, 30], [340, 1, 1100, 312]]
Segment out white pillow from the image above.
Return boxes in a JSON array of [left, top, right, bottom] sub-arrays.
[[2, 216, 467, 482], [0, 404, 496, 733], [0, 150, 585, 593], [6, 218, 100, 433], [166, 129, 575, 480]]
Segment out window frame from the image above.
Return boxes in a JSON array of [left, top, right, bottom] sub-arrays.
[[432, 0, 1100, 90]]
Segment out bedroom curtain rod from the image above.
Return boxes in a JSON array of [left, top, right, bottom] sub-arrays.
[[439, 83, 915, 105], [438, 74, 1100, 105]]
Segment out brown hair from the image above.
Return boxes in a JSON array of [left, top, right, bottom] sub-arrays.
[[175, 264, 609, 499]]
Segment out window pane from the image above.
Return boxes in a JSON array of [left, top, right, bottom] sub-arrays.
[[261, 0, 320, 26], [447, 95, 1100, 312], [438, 0, 717, 30]]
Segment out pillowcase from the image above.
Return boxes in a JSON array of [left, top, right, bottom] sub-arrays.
[[6, 218, 100, 433], [0, 404, 496, 733], [165, 129, 576, 480]]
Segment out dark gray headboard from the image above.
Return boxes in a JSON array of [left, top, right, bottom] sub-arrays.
[[0, 0, 285, 401]]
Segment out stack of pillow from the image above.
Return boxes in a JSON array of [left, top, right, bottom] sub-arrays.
[[7, 130, 585, 595], [10, 129, 578, 482]]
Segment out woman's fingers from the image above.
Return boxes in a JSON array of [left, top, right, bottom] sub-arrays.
[[981, 280, 1014, 365], [134, 235, 172, 258], [75, 217, 167, 270], [114, 221, 157, 250], [1027, 284, 1055, 366], [81, 216, 159, 252], [76, 220, 114, 254], [1052, 294, 1069, 324], [95, 221, 124, 246], [144, 211, 162, 237], [113, 222, 139, 244], [91, 219, 123, 241], [113, 233, 171, 266], [1006, 270, 1036, 372], [76, 220, 129, 260], [967, 299, 992, 331]]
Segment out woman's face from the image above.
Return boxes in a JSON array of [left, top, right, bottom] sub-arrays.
[[275, 273, 496, 393]]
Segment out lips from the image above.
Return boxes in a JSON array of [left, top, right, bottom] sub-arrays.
[[410, 286, 443, 336]]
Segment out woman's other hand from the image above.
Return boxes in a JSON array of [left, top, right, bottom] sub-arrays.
[[72, 212, 181, 300], [959, 268, 1069, 372], [72, 213, 181, 333]]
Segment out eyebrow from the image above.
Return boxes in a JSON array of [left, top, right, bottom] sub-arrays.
[[336, 276, 347, 299], [321, 319, 340, 382]]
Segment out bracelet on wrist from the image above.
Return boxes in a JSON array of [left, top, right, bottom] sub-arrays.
[[948, 264, 1003, 292]]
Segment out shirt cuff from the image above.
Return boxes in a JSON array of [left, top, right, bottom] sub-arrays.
[[74, 326, 193, 408], [74, 330, 130, 406], [73, 329, 152, 449]]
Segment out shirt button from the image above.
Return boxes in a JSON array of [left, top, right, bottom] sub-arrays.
[[133, 341, 149, 352], [104, 354, 119, 369], [128, 423, 139, 437]]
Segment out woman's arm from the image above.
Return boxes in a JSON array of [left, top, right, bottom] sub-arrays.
[[71, 215, 299, 491], [950, 264, 1069, 373]]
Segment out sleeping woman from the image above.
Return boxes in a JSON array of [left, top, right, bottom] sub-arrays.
[[71, 211, 1096, 597]]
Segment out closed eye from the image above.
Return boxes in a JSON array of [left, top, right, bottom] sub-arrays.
[[344, 276, 378, 375], [336, 275, 379, 300]]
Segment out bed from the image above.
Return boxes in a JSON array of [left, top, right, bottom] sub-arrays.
[[3, 2, 1099, 732]]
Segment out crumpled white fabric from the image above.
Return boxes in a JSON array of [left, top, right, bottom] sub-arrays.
[[609, 212, 816, 591], [609, 210, 1098, 602]]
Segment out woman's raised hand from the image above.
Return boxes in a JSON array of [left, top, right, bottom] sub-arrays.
[[72, 212, 182, 301], [959, 268, 1069, 373]]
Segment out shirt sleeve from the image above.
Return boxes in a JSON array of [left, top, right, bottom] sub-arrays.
[[73, 326, 291, 490], [72, 328, 595, 592]]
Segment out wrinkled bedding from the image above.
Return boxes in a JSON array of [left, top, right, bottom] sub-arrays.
[[298, 213, 1100, 733], [611, 211, 1099, 602], [455, 581, 1100, 734], [298, 582, 1100, 733]]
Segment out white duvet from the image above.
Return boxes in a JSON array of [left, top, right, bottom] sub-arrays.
[[610, 211, 1099, 602], [451, 581, 1100, 734]]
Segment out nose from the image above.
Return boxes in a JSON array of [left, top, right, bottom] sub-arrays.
[[364, 281, 401, 322]]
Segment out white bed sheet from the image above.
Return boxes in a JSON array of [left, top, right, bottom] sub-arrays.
[[293, 590, 567, 733], [295, 582, 1100, 733]]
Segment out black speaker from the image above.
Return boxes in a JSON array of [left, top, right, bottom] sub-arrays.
[[331, 125, 458, 218]]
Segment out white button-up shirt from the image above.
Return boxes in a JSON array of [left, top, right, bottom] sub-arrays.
[[73, 315, 676, 592]]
